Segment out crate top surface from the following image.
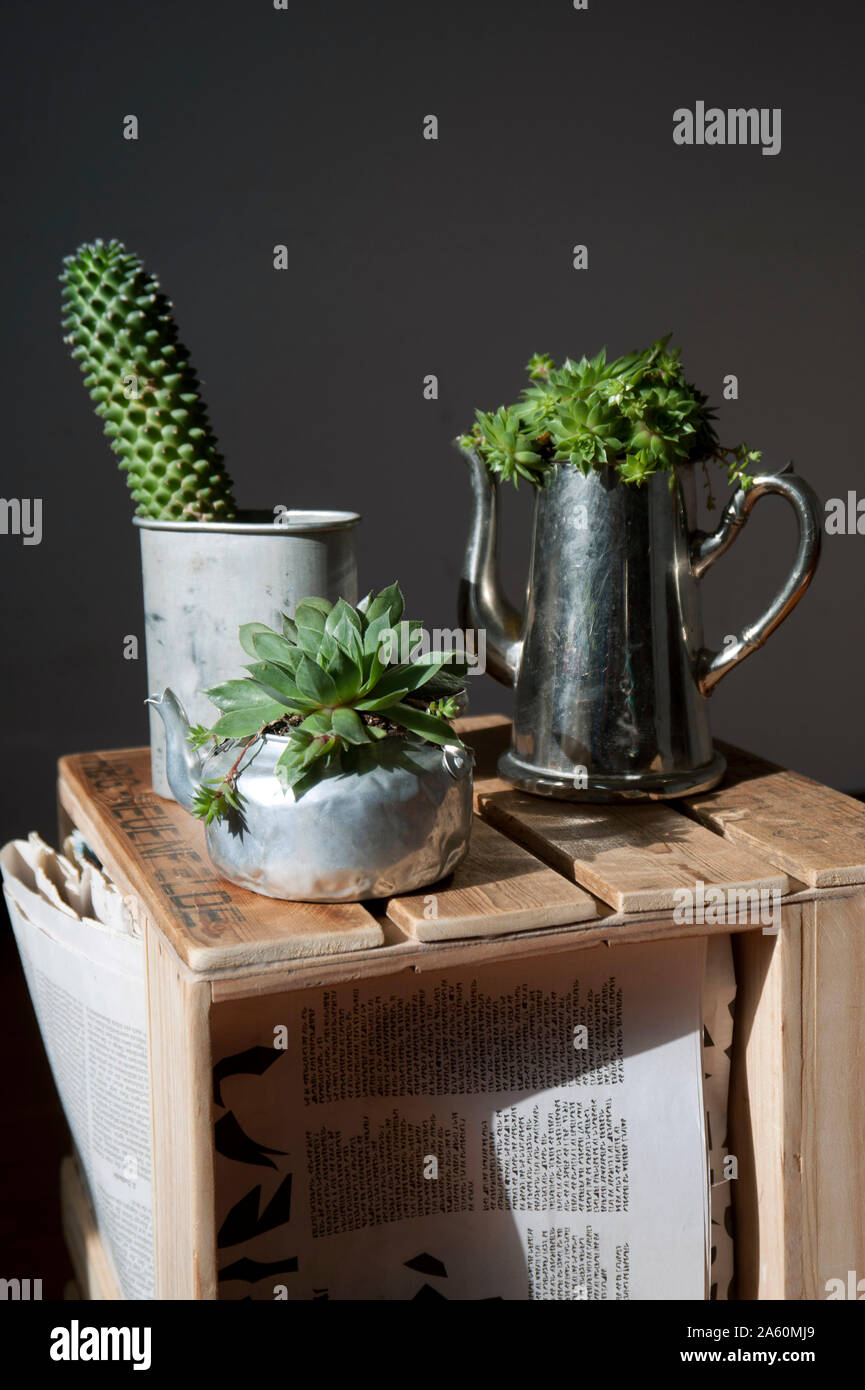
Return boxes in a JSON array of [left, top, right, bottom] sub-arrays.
[[56, 716, 865, 978]]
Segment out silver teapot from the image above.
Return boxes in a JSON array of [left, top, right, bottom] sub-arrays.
[[147, 689, 473, 901], [459, 449, 821, 801]]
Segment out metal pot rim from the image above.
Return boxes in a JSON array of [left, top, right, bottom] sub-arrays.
[[133, 508, 361, 535]]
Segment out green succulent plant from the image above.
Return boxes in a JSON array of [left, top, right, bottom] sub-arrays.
[[190, 583, 467, 822], [61, 238, 237, 521], [459, 336, 761, 501]]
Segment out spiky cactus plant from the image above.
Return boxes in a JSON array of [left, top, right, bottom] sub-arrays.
[[61, 238, 236, 521]]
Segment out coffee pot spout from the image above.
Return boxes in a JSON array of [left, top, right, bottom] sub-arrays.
[[456, 442, 524, 686]]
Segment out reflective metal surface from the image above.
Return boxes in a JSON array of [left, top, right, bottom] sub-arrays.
[[147, 690, 473, 901], [458, 447, 821, 801], [690, 470, 821, 694], [137, 509, 359, 800]]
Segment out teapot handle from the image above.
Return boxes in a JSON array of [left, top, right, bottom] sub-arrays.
[[690, 463, 822, 696]]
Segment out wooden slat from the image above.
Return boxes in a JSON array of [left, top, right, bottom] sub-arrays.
[[462, 719, 865, 890], [802, 894, 865, 1296], [57, 750, 384, 973], [731, 892, 865, 1299], [146, 926, 217, 1299], [386, 815, 596, 941], [729, 906, 804, 1299], [683, 742, 865, 888], [475, 783, 789, 913], [210, 885, 855, 1000]]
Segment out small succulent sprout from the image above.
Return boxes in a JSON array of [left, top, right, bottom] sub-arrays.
[[192, 776, 246, 825], [526, 352, 555, 382], [192, 583, 467, 818], [187, 722, 216, 751], [460, 336, 759, 503], [426, 695, 461, 720], [461, 405, 551, 488], [60, 238, 236, 521]]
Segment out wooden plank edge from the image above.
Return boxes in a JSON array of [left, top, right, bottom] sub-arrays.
[[386, 814, 598, 941], [146, 926, 217, 1299], [478, 794, 790, 911], [182, 921, 386, 973], [677, 800, 865, 889], [57, 760, 385, 972], [390, 897, 597, 943], [728, 905, 804, 1298], [682, 741, 865, 888], [209, 912, 775, 1001], [614, 872, 790, 915], [208, 880, 859, 998]]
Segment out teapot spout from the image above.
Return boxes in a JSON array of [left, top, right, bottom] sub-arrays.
[[144, 689, 202, 810], [456, 442, 524, 685]]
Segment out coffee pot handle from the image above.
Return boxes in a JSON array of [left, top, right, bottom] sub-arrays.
[[690, 463, 822, 696]]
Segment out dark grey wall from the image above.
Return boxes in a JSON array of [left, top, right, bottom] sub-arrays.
[[2, 0, 862, 852]]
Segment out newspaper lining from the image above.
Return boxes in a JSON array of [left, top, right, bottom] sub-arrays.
[[2, 834, 154, 1300], [3, 831, 735, 1301], [215, 941, 710, 1300]]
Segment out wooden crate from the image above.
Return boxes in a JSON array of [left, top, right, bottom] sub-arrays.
[[56, 716, 865, 1300]]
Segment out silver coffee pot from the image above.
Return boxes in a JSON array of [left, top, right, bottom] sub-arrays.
[[458, 447, 821, 800]]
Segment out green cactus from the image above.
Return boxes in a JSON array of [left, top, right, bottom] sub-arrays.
[[61, 238, 236, 521]]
